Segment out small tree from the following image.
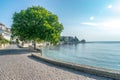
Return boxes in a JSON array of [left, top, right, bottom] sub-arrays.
[[11, 6, 63, 49]]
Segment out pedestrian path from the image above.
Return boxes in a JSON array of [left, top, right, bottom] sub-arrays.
[[0, 45, 112, 80]]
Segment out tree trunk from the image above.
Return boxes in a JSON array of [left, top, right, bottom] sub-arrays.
[[21, 41, 24, 46], [33, 41, 36, 50]]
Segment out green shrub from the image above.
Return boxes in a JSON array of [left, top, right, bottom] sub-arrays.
[[0, 34, 9, 46]]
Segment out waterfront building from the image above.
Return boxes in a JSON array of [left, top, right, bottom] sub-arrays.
[[0, 23, 11, 41]]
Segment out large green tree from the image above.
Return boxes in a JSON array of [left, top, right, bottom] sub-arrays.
[[11, 6, 63, 48]]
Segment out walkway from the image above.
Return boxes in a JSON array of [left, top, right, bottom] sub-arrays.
[[0, 45, 113, 80]]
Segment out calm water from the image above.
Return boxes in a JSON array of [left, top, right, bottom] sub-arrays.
[[43, 42, 120, 71]]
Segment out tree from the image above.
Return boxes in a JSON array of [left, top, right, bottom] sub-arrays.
[[11, 6, 63, 49], [81, 39, 86, 43]]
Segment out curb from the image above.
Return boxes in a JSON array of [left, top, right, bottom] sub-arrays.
[[31, 53, 120, 80]]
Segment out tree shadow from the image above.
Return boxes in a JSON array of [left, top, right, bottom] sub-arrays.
[[0, 48, 30, 55], [28, 55, 113, 80]]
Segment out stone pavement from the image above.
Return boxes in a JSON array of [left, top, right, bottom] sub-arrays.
[[0, 45, 113, 80]]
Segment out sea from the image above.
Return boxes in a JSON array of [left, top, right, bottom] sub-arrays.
[[42, 41, 120, 71]]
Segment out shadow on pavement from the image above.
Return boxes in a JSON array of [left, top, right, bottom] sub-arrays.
[[0, 48, 30, 55]]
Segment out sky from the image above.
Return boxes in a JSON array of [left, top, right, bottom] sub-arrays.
[[0, 0, 120, 41]]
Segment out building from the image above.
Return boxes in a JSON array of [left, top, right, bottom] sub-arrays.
[[0, 23, 11, 41]]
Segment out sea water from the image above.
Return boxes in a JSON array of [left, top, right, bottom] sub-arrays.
[[42, 42, 120, 71]]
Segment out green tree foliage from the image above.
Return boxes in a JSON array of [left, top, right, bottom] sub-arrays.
[[11, 6, 63, 47]]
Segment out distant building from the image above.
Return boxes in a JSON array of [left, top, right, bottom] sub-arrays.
[[0, 23, 11, 41], [60, 36, 80, 44]]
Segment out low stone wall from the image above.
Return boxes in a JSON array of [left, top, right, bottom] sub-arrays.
[[31, 53, 120, 80]]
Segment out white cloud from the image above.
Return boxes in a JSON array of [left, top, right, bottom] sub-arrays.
[[81, 19, 120, 30], [108, 1, 120, 13], [101, 19, 120, 32], [89, 16, 94, 20], [107, 5, 112, 9], [81, 22, 97, 26]]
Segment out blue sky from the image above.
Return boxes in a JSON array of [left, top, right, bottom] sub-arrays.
[[0, 0, 120, 41]]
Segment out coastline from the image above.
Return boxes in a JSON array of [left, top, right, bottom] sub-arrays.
[[32, 53, 120, 80], [0, 44, 112, 80]]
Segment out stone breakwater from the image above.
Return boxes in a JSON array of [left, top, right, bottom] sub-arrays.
[[0, 45, 113, 80]]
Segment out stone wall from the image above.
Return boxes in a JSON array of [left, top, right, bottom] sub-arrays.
[[32, 53, 120, 80]]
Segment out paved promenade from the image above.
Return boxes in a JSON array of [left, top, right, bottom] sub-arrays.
[[0, 45, 113, 80]]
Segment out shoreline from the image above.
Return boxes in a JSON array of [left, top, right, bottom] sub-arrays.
[[0, 44, 112, 80], [32, 53, 120, 80]]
